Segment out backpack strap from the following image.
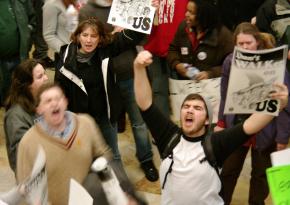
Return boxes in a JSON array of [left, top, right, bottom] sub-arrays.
[[161, 154, 174, 189], [160, 131, 220, 189], [161, 131, 182, 159], [161, 131, 181, 189], [202, 130, 220, 176]]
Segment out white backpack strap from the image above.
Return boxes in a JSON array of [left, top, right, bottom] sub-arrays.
[[63, 43, 70, 62], [59, 66, 87, 95], [60, 43, 87, 95], [101, 58, 110, 119]]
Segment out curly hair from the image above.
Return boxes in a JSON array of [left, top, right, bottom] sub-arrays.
[[189, 0, 221, 31]]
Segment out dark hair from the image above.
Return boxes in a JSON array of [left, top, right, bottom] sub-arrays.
[[71, 18, 113, 48], [35, 82, 64, 107], [5, 59, 42, 113], [62, 0, 76, 8], [233, 22, 275, 50], [181, 93, 208, 117], [189, 0, 221, 31]]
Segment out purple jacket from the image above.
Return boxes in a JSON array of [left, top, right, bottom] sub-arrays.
[[218, 53, 290, 151]]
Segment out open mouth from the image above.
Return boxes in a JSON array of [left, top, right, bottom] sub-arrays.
[[84, 45, 93, 50], [52, 108, 60, 116], [185, 19, 191, 25], [185, 117, 193, 126]]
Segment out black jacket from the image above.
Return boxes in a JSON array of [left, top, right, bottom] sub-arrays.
[[256, 0, 290, 44], [55, 30, 144, 123], [79, 1, 139, 81]]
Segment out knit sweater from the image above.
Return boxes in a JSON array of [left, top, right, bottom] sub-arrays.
[[43, 0, 71, 53], [4, 104, 34, 172], [16, 113, 112, 205]]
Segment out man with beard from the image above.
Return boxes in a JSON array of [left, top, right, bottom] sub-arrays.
[[133, 50, 289, 205]]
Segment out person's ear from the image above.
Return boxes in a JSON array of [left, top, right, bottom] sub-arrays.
[[36, 104, 43, 115], [63, 96, 68, 109], [205, 118, 209, 125]]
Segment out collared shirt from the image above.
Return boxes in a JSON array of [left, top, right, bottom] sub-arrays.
[[35, 111, 74, 139]]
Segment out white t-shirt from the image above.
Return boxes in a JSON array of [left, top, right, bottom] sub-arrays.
[[160, 136, 223, 205]]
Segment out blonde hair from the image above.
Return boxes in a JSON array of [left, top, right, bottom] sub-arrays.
[[259, 32, 276, 49]]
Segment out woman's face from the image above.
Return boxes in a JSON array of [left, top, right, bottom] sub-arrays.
[[79, 26, 100, 54], [30, 63, 48, 98], [185, 1, 198, 28], [236, 33, 259, 50]]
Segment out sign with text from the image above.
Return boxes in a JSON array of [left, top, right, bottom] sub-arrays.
[[69, 179, 93, 205], [267, 164, 290, 205], [224, 45, 288, 116], [108, 0, 155, 34]]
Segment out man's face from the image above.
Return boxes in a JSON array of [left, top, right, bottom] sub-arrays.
[[37, 87, 68, 129], [180, 99, 208, 137]]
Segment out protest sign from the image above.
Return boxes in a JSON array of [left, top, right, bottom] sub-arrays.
[[68, 179, 93, 205], [271, 148, 290, 167], [267, 164, 290, 205], [0, 146, 48, 205], [0, 200, 8, 205], [0, 187, 22, 205], [23, 146, 48, 205], [224, 45, 288, 116], [107, 0, 156, 34]]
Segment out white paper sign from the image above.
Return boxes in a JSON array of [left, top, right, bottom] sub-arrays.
[[108, 0, 156, 34], [224, 45, 287, 116], [68, 179, 93, 205], [24, 146, 48, 205], [270, 148, 290, 167], [0, 200, 8, 205], [0, 146, 48, 205]]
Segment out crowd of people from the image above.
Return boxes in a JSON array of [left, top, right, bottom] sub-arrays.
[[0, 0, 289, 204]]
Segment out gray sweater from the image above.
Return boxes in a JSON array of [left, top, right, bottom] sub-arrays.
[[43, 0, 71, 53], [4, 104, 35, 171]]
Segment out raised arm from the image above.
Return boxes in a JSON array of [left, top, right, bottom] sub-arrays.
[[133, 50, 153, 111], [243, 83, 289, 135]]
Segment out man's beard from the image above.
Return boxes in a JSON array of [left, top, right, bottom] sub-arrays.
[[182, 118, 206, 136]]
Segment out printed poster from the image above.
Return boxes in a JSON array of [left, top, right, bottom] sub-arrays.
[[69, 179, 93, 205], [23, 146, 48, 205], [270, 148, 290, 167], [0, 146, 48, 205], [266, 164, 290, 205], [224, 45, 288, 116], [108, 0, 156, 34]]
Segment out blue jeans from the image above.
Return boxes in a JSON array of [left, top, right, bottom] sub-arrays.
[[118, 78, 153, 163], [0, 56, 20, 104], [147, 55, 170, 118], [97, 117, 120, 160]]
